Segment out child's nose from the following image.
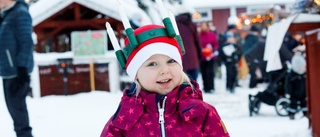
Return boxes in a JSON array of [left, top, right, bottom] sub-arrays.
[[160, 65, 170, 75]]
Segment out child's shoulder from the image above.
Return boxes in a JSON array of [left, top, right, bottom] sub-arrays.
[[109, 95, 144, 131]]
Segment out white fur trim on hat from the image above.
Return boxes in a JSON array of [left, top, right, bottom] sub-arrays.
[[126, 42, 182, 80]]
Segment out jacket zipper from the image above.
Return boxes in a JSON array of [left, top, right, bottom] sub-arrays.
[[157, 96, 167, 137], [6, 49, 14, 67]]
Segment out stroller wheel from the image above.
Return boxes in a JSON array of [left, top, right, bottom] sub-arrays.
[[275, 98, 290, 116]]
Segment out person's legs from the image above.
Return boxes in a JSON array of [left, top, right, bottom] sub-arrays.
[[201, 60, 214, 92], [209, 59, 215, 90], [288, 96, 298, 120], [185, 69, 199, 81], [249, 65, 257, 88], [3, 77, 33, 137], [225, 63, 232, 91], [229, 64, 238, 93]]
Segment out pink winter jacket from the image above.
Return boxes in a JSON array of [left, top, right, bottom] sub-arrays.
[[100, 82, 230, 137]]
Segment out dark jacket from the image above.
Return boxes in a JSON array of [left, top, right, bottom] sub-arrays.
[[242, 33, 259, 55], [0, 1, 34, 78], [100, 81, 230, 137], [245, 39, 266, 68], [285, 71, 306, 98], [220, 42, 242, 64], [176, 13, 203, 71]]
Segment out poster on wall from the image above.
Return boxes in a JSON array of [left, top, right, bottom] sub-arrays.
[[71, 30, 108, 58]]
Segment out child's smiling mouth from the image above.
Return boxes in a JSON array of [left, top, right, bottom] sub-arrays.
[[157, 79, 171, 83]]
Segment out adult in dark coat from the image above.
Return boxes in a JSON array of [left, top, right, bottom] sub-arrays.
[[242, 26, 260, 88], [245, 39, 268, 83], [0, 0, 34, 136], [176, 13, 202, 81]]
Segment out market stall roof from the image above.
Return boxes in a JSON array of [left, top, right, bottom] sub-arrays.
[[29, 0, 152, 27], [264, 13, 320, 72], [184, 0, 296, 9], [239, 6, 291, 19]]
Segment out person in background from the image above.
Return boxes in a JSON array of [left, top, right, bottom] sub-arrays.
[[224, 24, 238, 40], [220, 37, 242, 93], [248, 39, 294, 115], [0, 0, 34, 136], [286, 37, 307, 120], [209, 22, 222, 79], [283, 32, 303, 52], [241, 25, 260, 88], [100, 24, 229, 137], [175, 5, 202, 81], [199, 22, 219, 93]]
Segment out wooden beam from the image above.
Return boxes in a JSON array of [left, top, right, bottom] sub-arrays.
[[44, 3, 75, 22], [74, 3, 81, 21], [37, 18, 110, 28], [40, 26, 66, 43], [33, 28, 44, 52], [288, 23, 320, 32]]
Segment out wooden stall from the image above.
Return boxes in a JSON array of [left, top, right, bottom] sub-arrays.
[[266, 13, 320, 136], [287, 17, 320, 137], [38, 63, 109, 97]]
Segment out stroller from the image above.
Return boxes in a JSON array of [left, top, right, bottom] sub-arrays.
[[248, 68, 291, 117]]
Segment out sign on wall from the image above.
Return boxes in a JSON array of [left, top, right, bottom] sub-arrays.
[[71, 30, 108, 58]]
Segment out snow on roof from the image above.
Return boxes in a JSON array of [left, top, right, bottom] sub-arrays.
[[291, 13, 320, 23], [184, 0, 296, 9], [30, 0, 152, 27]]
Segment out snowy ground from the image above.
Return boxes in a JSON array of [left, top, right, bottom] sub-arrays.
[[0, 65, 312, 137]]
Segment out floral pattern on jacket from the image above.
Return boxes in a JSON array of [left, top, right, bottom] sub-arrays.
[[100, 81, 229, 137]]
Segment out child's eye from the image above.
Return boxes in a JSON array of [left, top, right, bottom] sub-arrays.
[[147, 62, 157, 67], [168, 59, 177, 63]]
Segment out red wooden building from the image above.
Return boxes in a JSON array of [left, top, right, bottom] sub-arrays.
[[29, 0, 150, 96]]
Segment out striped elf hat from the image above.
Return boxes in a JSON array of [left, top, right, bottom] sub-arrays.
[[123, 24, 184, 79], [107, 0, 185, 80]]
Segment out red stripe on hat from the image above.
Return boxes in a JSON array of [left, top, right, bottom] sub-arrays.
[[125, 36, 181, 68], [124, 24, 182, 68]]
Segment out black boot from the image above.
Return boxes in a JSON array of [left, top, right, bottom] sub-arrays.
[[249, 94, 254, 116], [249, 94, 260, 116], [303, 111, 307, 118], [288, 112, 295, 120]]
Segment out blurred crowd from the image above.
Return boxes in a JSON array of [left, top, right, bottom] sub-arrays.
[[129, 5, 308, 120]]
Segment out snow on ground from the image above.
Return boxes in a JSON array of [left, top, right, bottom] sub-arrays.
[[0, 65, 312, 137]]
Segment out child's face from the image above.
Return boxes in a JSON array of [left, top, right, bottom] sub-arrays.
[[136, 54, 182, 95]]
